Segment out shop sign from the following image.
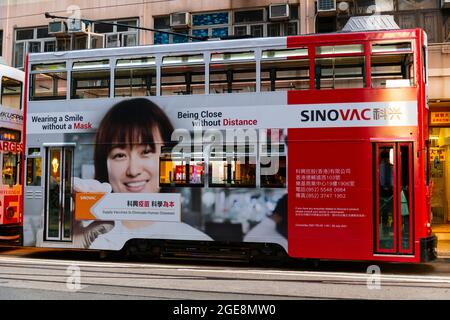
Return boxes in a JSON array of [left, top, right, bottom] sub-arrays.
[[431, 112, 450, 125]]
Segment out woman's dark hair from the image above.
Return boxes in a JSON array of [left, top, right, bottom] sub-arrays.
[[94, 98, 174, 183], [273, 194, 288, 238]]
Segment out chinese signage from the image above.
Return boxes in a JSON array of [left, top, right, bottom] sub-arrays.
[[75, 193, 181, 222], [431, 112, 450, 125]]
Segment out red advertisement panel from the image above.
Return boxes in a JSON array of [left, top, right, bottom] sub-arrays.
[[288, 128, 373, 260]]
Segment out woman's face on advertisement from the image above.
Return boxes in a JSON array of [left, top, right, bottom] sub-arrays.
[[107, 128, 162, 193]]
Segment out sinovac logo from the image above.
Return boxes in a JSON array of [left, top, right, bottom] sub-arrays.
[[300, 107, 401, 122]]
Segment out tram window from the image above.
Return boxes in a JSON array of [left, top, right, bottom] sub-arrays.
[[371, 53, 414, 88], [115, 68, 156, 97], [115, 57, 156, 97], [1, 77, 22, 109], [260, 142, 286, 188], [31, 72, 67, 100], [209, 145, 256, 187], [315, 56, 365, 89], [210, 51, 256, 94], [27, 156, 42, 186], [72, 70, 110, 99], [316, 44, 363, 55], [161, 54, 205, 96], [159, 146, 204, 186], [27, 148, 42, 186], [71, 60, 110, 99], [2, 152, 19, 186], [0, 128, 20, 142], [189, 156, 205, 185], [372, 42, 412, 54], [261, 48, 309, 91]]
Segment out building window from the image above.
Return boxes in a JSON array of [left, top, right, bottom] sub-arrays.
[[234, 9, 265, 24], [14, 27, 57, 69], [232, 5, 299, 37], [93, 19, 138, 48], [192, 12, 229, 26], [192, 12, 230, 40]]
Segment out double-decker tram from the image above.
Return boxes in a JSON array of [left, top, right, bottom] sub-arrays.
[[0, 64, 24, 244], [23, 28, 436, 263]]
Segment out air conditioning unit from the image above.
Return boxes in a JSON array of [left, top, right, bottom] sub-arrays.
[[67, 20, 87, 34], [48, 21, 67, 35], [170, 12, 191, 28], [442, 0, 450, 8], [317, 0, 337, 13], [269, 4, 290, 21]]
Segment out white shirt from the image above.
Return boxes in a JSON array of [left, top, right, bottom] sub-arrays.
[[243, 217, 288, 251], [90, 221, 212, 250]]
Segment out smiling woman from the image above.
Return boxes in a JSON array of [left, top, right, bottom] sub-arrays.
[[72, 98, 213, 249], [94, 98, 174, 193]]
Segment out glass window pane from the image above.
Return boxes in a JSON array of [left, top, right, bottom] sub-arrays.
[[116, 57, 155, 68], [192, 12, 229, 26], [32, 63, 66, 71], [2, 153, 19, 186], [117, 19, 137, 32], [94, 22, 114, 33], [37, 27, 50, 38], [287, 22, 298, 36], [372, 42, 412, 53], [115, 68, 156, 97], [122, 33, 137, 47], [261, 58, 310, 91], [161, 64, 205, 96], [154, 16, 170, 29], [16, 29, 34, 40], [211, 51, 255, 62], [44, 41, 56, 52], [315, 56, 365, 89], [316, 44, 363, 55], [210, 61, 256, 94], [250, 25, 264, 38], [234, 10, 264, 23], [72, 60, 109, 70], [63, 148, 73, 239], [371, 53, 415, 88], [27, 157, 42, 186], [163, 54, 204, 65], [14, 43, 24, 68], [31, 72, 67, 100], [234, 26, 247, 36], [399, 145, 412, 252], [0, 129, 20, 143], [28, 41, 41, 53], [71, 70, 110, 99], [106, 34, 119, 48], [262, 48, 308, 59], [212, 27, 228, 38], [1, 77, 22, 109], [47, 148, 61, 238], [267, 23, 281, 37], [378, 146, 395, 250]]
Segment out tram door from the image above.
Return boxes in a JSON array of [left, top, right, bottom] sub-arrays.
[[374, 143, 414, 255], [44, 147, 73, 241]]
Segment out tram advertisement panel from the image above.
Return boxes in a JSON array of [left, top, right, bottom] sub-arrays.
[[26, 95, 418, 258]]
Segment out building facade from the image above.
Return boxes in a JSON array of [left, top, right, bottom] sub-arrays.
[[0, 0, 450, 225]]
